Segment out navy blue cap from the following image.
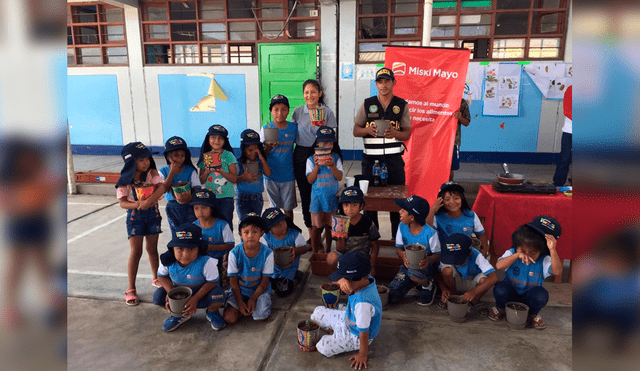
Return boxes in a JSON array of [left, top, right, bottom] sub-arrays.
[[121, 142, 152, 161], [207, 124, 228, 139], [239, 212, 267, 232], [241, 129, 262, 146], [167, 223, 205, 248], [116, 142, 157, 188], [441, 233, 472, 265], [270, 94, 289, 110], [375, 67, 394, 81], [262, 207, 288, 230], [190, 189, 217, 207], [527, 215, 561, 239], [163, 136, 188, 154], [339, 186, 364, 204], [394, 195, 430, 226], [316, 127, 337, 143], [328, 251, 371, 282]]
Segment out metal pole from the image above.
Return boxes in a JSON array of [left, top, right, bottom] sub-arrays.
[[422, 0, 433, 46]]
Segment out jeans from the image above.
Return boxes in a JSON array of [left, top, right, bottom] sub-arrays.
[[553, 132, 572, 186], [388, 264, 437, 304], [362, 153, 406, 238], [493, 280, 549, 315], [236, 193, 264, 223], [153, 285, 225, 308], [165, 201, 196, 236], [214, 197, 235, 231]]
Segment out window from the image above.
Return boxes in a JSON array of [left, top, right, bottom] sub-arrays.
[[67, 3, 128, 66], [431, 0, 569, 61], [357, 0, 424, 62], [140, 0, 319, 65]]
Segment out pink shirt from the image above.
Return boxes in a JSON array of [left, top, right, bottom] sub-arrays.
[[116, 171, 163, 202]]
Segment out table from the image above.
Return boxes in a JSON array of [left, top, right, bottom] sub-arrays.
[[363, 185, 407, 246], [472, 184, 572, 283]]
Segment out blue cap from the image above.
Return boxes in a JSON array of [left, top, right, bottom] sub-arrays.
[[167, 223, 205, 249], [328, 251, 371, 282], [116, 142, 157, 188], [315, 127, 337, 143], [441, 233, 472, 265], [121, 142, 152, 161], [163, 136, 188, 154], [241, 129, 262, 146], [394, 195, 430, 226], [190, 189, 217, 207], [527, 215, 561, 239], [262, 207, 288, 230], [239, 212, 267, 232], [339, 186, 364, 204], [207, 124, 228, 139], [270, 94, 289, 110]]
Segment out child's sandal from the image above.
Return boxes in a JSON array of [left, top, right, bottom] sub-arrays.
[[530, 314, 546, 330], [437, 300, 447, 310], [152, 278, 161, 288], [124, 289, 139, 306], [488, 306, 504, 322]]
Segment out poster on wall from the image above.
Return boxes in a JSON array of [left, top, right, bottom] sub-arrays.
[[384, 46, 470, 203], [482, 63, 522, 116], [463, 63, 485, 104], [523, 62, 572, 100]]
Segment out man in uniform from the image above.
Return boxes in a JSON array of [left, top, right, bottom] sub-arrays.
[[353, 67, 412, 238]]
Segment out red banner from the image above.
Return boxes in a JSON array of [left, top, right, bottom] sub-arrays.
[[384, 46, 470, 205]]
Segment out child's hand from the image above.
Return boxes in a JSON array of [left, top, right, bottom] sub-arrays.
[[313, 154, 320, 165], [238, 300, 251, 316], [517, 252, 535, 265], [169, 161, 181, 175], [256, 149, 266, 162], [431, 197, 444, 214], [182, 297, 198, 318], [461, 289, 479, 303], [441, 288, 451, 303], [402, 251, 410, 268], [545, 234, 557, 251], [246, 297, 257, 315], [335, 278, 354, 295], [138, 199, 151, 211], [349, 353, 368, 370], [265, 142, 277, 150], [418, 254, 430, 269], [244, 171, 258, 182], [324, 156, 335, 168], [289, 248, 296, 263]]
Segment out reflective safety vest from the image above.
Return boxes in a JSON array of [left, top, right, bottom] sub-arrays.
[[362, 95, 407, 156]]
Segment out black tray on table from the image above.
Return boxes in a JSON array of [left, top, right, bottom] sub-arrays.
[[492, 181, 557, 194]]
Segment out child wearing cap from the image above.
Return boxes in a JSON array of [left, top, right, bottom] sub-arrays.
[[261, 207, 308, 297], [224, 214, 275, 324], [489, 216, 563, 329], [261, 94, 298, 222], [191, 189, 234, 284], [326, 186, 381, 277], [306, 127, 343, 254], [311, 251, 382, 369], [197, 124, 238, 230], [153, 223, 226, 332], [389, 195, 441, 306], [116, 142, 166, 306], [435, 233, 498, 315], [235, 129, 271, 223], [427, 181, 490, 257], [159, 136, 202, 236]]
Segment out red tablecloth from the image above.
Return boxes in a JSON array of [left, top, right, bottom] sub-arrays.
[[472, 185, 572, 261]]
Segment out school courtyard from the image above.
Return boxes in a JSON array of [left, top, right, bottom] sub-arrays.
[[67, 155, 572, 371]]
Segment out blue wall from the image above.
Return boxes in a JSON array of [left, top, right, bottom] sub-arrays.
[[158, 74, 247, 149], [68, 75, 123, 145]]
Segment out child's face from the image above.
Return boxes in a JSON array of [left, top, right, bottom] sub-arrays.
[[174, 246, 199, 267], [442, 192, 462, 213], [342, 202, 363, 218], [517, 245, 541, 262], [240, 225, 264, 246], [193, 204, 212, 220], [317, 141, 333, 149], [244, 144, 259, 160], [271, 103, 289, 123], [269, 219, 288, 236], [399, 209, 415, 225], [168, 149, 186, 166], [136, 157, 150, 173], [209, 135, 225, 151]]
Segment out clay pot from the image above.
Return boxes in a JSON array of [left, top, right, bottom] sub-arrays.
[[167, 286, 193, 316], [405, 244, 425, 270], [447, 295, 468, 323], [506, 302, 529, 330], [274, 246, 293, 269], [263, 127, 279, 143]]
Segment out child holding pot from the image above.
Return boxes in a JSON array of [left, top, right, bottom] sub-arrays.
[[388, 195, 441, 306], [326, 186, 380, 278], [311, 251, 382, 370], [153, 223, 226, 332], [261, 207, 308, 297]]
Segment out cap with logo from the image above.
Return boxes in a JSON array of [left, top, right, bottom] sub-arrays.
[[339, 186, 365, 204], [328, 251, 371, 282], [527, 215, 561, 239], [375, 67, 394, 81], [394, 195, 430, 226], [315, 127, 337, 143], [441, 233, 472, 265], [270, 94, 290, 110], [241, 129, 262, 146]]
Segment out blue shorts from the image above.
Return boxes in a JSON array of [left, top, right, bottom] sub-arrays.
[[153, 284, 225, 308], [226, 289, 271, 320], [126, 206, 162, 238], [309, 192, 338, 214], [264, 179, 296, 211]]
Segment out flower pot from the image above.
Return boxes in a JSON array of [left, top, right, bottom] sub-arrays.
[[172, 181, 191, 196], [274, 246, 293, 269], [321, 282, 341, 309], [405, 244, 425, 270], [263, 127, 279, 143], [309, 108, 325, 127], [297, 320, 320, 351], [134, 184, 155, 200], [505, 302, 529, 330], [447, 295, 468, 323], [331, 215, 350, 239], [167, 286, 193, 316]]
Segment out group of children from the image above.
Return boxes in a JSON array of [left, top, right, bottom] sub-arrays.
[[114, 95, 562, 366]]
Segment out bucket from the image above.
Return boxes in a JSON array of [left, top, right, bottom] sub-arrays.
[[167, 286, 193, 317], [297, 320, 320, 351], [505, 302, 529, 330], [447, 295, 468, 323], [134, 184, 155, 200], [274, 246, 293, 269], [405, 244, 425, 270], [263, 127, 279, 143], [172, 181, 191, 196], [377, 285, 389, 309], [244, 161, 260, 184], [331, 215, 350, 239], [321, 282, 341, 308], [309, 108, 325, 127]]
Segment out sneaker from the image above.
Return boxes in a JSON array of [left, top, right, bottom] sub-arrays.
[[417, 282, 436, 306], [162, 315, 189, 332], [206, 310, 226, 331]]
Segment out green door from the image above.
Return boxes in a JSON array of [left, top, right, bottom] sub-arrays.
[[258, 43, 319, 127]]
